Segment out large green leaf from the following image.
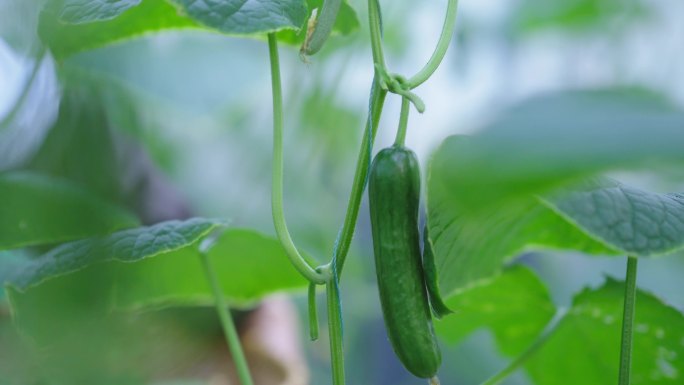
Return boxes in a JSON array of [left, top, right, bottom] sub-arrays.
[[5, 221, 307, 308], [525, 279, 684, 384], [429, 177, 684, 296], [7, 218, 222, 291], [545, 178, 684, 257], [113, 228, 309, 309], [0, 171, 139, 250], [511, 0, 649, 35], [57, 0, 142, 24], [427, 89, 684, 296], [169, 0, 306, 35], [40, 0, 200, 59], [6, 218, 222, 291], [435, 265, 556, 357], [431, 89, 684, 213], [40, 0, 356, 58], [427, 179, 614, 296]]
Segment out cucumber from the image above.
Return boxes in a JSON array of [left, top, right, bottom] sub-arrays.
[[368, 145, 441, 379]]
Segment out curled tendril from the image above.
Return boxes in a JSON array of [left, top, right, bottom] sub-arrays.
[[374, 64, 426, 113]]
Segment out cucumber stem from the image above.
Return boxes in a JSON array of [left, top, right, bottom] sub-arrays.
[[394, 97, 410, 146]]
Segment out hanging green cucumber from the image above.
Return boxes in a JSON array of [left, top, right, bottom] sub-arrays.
[[368, 145, 441, 379], [300, 0, 342, 57]]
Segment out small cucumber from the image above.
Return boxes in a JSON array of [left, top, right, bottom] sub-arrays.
[[368, 145, 441, 379], [300, 0, 342, 57]]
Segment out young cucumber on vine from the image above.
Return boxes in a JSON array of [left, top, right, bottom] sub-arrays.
[[368, 143, 442, 380], [300, 0, 343, 57], [367, 94, 450, 383], [267, 0, 460, 384]]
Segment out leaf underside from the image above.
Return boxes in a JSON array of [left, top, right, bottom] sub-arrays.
[[427, 88, 684, 297]]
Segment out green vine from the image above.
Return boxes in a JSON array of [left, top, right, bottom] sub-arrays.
[[368, 0, 459, 114], [326, 263, 346, 385], [266, 1, 461, 384], [332, 78, 387, 277], [267, 33, 329, 285], [368, 0, 386, 69], [407, 0, 460, 89]]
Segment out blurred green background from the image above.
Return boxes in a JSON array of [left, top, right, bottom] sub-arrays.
[[1, 0, 684, 384]]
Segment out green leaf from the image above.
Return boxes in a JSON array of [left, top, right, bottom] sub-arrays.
[[545, 178, 684, 257], [328, 0, 358, 35], [113, 228, 309, 309], [6, 218, 223, 291], [428, 177, 615, 297], [525, 279, 684, 384], [4, 218, 224, 348], [435, 265, 556, 357], [40, 0, 200, 59], [431, 89, 684, 213], [427, 89, 684, 295], [169, 0, 307, 35], [40, 0, 312, 59], [428, 174, 684, 297], [0, 172, 139, 250], [5, 223, 308, 309], [57, 0, 142, 24], [511, 0, 650, 35]]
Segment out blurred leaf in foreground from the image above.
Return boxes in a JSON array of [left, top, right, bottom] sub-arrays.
[[428, 88, 684, 296], [435, 265, 556, 357], [0, 172, 139, 250]]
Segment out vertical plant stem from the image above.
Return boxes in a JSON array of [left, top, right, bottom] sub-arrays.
[[267, 33, 327, 284], [619, 256, 639, 385], [327, 273, 345, 385], [368, 0, 386, 70], [333, 79, 387, 276], [393, 97, 410, 146], [199, 252, 254, 385]]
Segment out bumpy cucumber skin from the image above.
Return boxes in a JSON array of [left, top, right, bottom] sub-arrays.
[[369, 145, 441, 379]]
